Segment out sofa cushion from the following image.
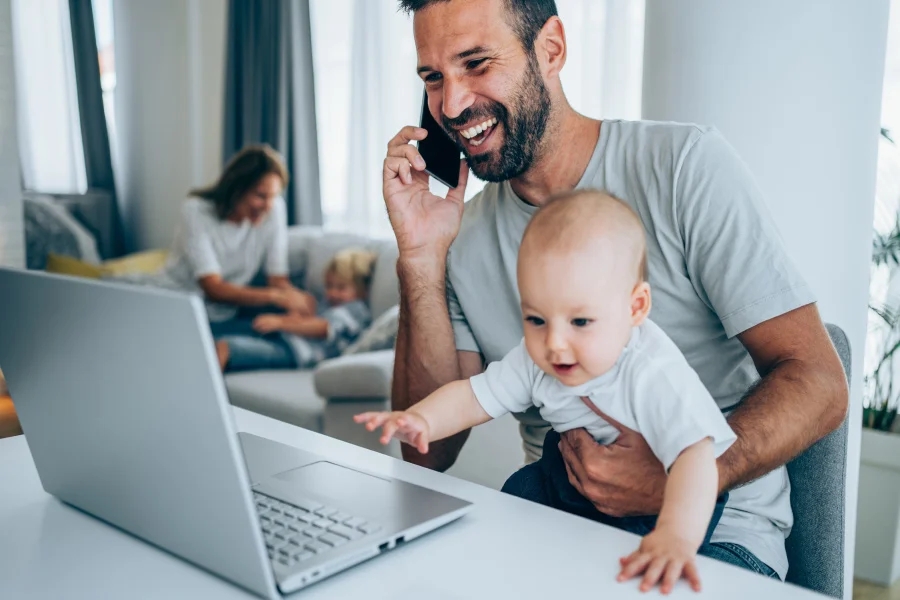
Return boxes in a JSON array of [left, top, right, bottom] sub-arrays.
[[225, 370, 325, 431], [313, 350, 394, 399], [343, 304, 398, 355], [367, 240, 400, 318]]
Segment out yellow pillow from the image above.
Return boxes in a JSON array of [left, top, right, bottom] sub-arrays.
[[45, 254, 104, 278], [46, 249, 169, 279]]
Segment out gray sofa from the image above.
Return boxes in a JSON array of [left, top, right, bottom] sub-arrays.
[[224, 226, 524, 489]]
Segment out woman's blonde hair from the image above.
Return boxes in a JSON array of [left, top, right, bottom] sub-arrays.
[[190, 144, 289, 220], [326, 248, 378, 298]]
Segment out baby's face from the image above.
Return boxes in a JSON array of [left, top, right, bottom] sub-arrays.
[[519, 249, 639, 387]]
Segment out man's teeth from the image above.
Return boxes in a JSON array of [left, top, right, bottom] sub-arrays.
[[460, 117, 498, 141]]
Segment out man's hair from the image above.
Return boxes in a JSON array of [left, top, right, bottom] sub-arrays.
[[398, 0, 558, 53]]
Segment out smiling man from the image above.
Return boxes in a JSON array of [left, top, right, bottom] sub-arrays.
[[382, 0, 848, 581]]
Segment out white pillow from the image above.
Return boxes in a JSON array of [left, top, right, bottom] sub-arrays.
[[343, 304, 399, 355], [29, 195, 101, 264]]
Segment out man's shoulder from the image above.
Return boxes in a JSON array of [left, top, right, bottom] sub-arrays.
[[604, 119, 714, 154]]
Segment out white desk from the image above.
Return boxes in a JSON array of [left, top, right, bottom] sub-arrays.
[[1, 408, 824, 599]]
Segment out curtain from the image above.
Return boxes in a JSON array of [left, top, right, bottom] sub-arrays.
[[68, 0, 125, 256], [310, 0, 646, 239], [223, 0, 322, 226], [11, 0, 87, 195]]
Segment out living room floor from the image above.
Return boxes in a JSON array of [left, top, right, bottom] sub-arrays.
[[855, 579, 900, 600]]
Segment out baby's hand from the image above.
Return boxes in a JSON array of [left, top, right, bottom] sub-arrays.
[[353, 411, 431, 454], [252, 314, 284, 334], [617, 528, 701, 594]]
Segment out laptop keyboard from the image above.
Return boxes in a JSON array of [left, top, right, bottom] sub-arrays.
[[253, 491, 382, 569]]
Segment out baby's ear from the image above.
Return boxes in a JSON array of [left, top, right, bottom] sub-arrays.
[[630, 281, 652, 326]]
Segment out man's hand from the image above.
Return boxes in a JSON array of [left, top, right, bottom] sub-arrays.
[[559, 404, 666, 517], [383, 125, 469, 259], [252, 314, 285, 335]]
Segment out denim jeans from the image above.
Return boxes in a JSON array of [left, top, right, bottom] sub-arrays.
[[501, 430, 779, 579], [218, 333, 297, 372]]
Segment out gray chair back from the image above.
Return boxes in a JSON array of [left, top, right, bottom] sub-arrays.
[[784, 323, 851, 598]]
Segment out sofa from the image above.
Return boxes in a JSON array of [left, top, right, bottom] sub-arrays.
[[223, 226, 525, 490]]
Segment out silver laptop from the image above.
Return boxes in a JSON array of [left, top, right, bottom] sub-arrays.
[[0, 268, 472, 597]]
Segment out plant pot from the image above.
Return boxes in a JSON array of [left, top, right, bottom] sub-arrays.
[[855, 428, 900, 585]]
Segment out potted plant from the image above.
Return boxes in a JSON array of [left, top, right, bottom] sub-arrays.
[[855, 127, 900, 586]]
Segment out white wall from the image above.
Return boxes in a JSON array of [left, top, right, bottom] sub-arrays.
[[0, 0, 25, 269], [113, 0, 226, 251], [642, 1, 890, 595]]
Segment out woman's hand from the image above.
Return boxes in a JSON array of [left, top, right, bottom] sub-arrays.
[[270, 287, 316, 316], [353, 410, 431, 454], [252, 314, 286, 335]]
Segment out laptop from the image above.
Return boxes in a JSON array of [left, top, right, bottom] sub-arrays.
[[0, 268, 472, 598]]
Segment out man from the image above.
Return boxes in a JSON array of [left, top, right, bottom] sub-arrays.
[[382, 0, 848, 580]]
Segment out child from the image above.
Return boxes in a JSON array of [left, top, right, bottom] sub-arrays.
[[217, 248, 376, 372], [355, 191, 736, 594]]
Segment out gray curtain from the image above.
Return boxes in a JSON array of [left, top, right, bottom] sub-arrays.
[[223, 0, 322, 226], [68, 0, 126, 256]]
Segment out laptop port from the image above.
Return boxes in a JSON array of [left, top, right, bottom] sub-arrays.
[[396, 536, 406, 546], [378, 542, 390, 552]]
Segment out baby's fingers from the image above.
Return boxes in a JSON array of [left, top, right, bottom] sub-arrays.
[[640, 557, 668, 592], [683, 560, 701, 592], [355, 412, 391, 432], [660, 560, 684, 595], [617, 552, 652, 582], [380, 419, 401, 445]]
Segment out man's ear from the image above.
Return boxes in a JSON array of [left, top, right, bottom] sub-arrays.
[[535, 16, 567, 79], [630, 281, 652, 326]]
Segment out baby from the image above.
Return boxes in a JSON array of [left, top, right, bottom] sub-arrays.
[[217, 248, 375, 372], [355, 191, 736, 594]]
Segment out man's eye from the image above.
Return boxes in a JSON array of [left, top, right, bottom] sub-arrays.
[[466, 58, 487, 70], [525, 316, 545, 326]]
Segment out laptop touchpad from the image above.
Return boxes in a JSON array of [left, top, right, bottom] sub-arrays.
[[273, 461, 392, 500]]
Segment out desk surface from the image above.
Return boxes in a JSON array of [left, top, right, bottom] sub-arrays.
[[1, 408, 824, 599]]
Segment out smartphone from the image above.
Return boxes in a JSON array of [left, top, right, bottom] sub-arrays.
[[417, 90, 461, 188]]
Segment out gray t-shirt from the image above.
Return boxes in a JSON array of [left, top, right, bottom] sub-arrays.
[[161, 197, 289, 322], [445, 119, 815, 578]]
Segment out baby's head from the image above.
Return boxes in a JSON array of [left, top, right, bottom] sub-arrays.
[[324, 248, 377, 306], [518, 190, 650, 386]]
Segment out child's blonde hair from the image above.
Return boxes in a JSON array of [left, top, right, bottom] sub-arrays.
[[326, 248, 378, 298]]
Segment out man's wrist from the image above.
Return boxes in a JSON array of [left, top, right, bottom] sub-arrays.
[[397, 249, 447, 283]]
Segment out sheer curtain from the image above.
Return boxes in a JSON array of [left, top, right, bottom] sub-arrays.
[[310, 0, 645, 238], [11, 0, 88, 194]]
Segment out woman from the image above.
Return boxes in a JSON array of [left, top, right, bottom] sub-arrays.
[[162, 144, 314, 354]]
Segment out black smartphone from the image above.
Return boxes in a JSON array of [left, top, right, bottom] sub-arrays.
[[417, 90, 461, 188]]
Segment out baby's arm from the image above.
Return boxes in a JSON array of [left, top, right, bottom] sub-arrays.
[[355, 380, 492, 453], [618, 437, 716, 593]]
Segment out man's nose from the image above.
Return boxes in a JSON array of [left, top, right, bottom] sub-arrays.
[[441, 77, 475, 121]]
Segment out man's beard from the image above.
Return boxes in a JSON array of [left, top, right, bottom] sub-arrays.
[[442, 54, 552, 183]]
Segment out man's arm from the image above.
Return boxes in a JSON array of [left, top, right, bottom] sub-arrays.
[[718, 303, 848, 490], [558, 303, 848, 516], [391, 256, 484, 470]]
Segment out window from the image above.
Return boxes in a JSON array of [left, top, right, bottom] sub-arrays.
[[864, 0, 900, 413], [92, 0, 119, 176], [309, 0, 644, 238], [11, 0, 87, 194]]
